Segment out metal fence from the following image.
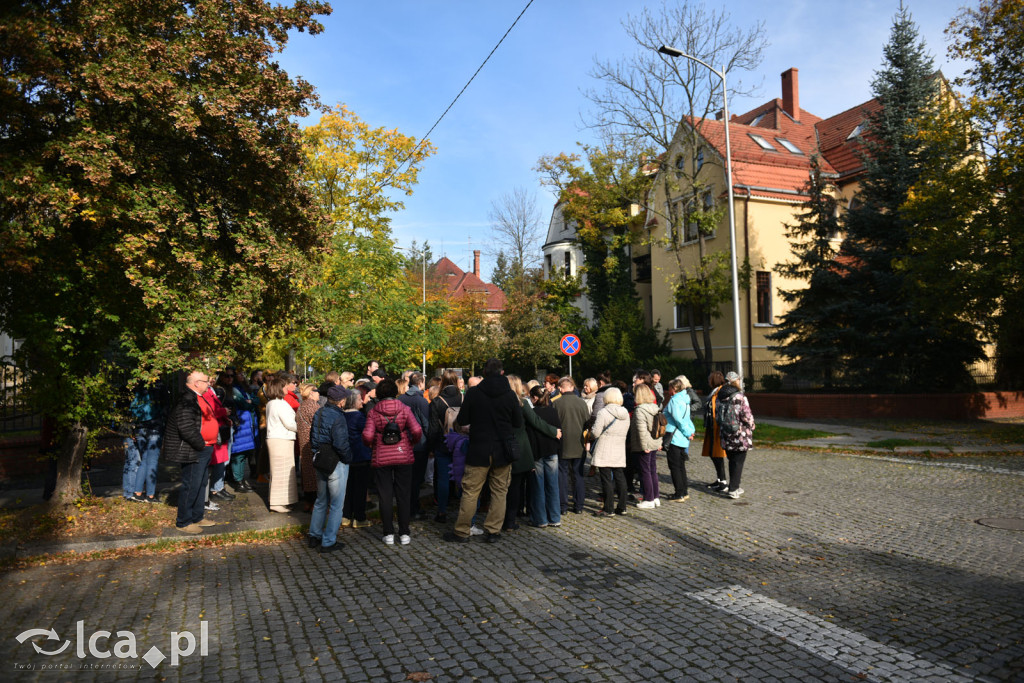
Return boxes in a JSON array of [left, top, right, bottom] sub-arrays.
[[742, 357, 1001, 393], [1, 356, 39, 433]]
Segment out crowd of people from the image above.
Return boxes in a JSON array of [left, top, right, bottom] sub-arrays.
[[121, 359, 756, 547]]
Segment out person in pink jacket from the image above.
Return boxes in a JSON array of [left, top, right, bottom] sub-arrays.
[[363, 378, 423, 546]]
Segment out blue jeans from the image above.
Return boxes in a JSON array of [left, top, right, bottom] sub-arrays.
[[124, 424, 161, 498], [434, 451, 453, 515], [309, 461, 350, 548], [558, 456, 587, 513], [176, 446, 213, 527], [531, 454, 561, 526]]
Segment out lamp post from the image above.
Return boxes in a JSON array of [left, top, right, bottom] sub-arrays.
[[657, 44, 743, 377], [397, 245, 428, 374]]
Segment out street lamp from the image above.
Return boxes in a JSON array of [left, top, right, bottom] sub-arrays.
[[657, 44, 744, 377], [397, 245, 428, 375]]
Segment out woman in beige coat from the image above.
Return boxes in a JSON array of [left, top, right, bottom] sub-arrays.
[[630, 384, 663, 509], [264, 377, 299, 512], [591, 387, 630, 517]]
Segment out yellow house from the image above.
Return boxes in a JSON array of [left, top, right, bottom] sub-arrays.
[[643, 68, 879, 383]]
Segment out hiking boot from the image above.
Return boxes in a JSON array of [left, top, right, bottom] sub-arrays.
[[177, 523, 203, 534], [197, 519, 217, 527]]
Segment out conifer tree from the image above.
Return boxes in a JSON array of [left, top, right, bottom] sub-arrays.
[[833, 4, 981, 390], [768, 156, 847, 386]]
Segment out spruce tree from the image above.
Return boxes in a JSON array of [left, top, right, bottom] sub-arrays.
[[834, 4, 981, 390], [768, 156, 848, 386]]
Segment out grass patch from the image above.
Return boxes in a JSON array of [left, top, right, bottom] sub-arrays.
[[866, 438, 947, 450], [0, 495, 178, 546], [0, 525, 305, 571], [692, 420, 834, 443]]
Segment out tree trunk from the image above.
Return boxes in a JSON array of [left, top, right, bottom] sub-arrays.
[[47, 422, 87, 506]]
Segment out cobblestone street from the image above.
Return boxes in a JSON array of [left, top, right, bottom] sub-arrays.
[[4, 448, 1023, 682]]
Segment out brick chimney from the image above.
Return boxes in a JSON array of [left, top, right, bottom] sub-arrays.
[[781, 68, 800, 121], [473, 250, 480, 278]]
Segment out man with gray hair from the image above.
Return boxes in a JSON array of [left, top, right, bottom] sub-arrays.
[[554, 377, 591, 514], [163, 371, 218, 534]]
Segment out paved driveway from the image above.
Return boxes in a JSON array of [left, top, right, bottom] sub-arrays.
[[4, 448, 1023, 681]]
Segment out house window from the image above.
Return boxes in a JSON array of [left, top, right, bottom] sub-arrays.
[[563, 251, 572, 277], [847, 122, 865, 140], [756, 271, 773, 324], [749, 133, 777, 151], [775, 137, 803, 154], [545, 253, 552, 278], [696, 148, 704, 171], [674, 303, 706, 330]]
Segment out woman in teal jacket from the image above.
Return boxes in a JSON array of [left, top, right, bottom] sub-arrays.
[[662, 378, 696, 501]]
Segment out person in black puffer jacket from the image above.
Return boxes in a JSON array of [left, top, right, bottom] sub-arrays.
[[163, 371, 215, 533]]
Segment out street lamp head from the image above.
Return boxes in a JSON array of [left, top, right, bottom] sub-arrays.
[[658, 45, 685, 58]]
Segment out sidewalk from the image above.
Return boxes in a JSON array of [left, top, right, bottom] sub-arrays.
[[759, 416, 1024, 454]]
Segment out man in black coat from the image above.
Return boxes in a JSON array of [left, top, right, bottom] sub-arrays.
[[444, 358, 523, 543], [163, 371, 217, 534]]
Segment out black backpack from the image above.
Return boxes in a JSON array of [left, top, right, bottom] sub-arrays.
[[381, 409, 402, 445]]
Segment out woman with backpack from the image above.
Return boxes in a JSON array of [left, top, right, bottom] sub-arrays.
[[630, 383, 663, 509], [362, 378, 423, 545], [715, 372, 755, 499], [663, 378, 697, 501]]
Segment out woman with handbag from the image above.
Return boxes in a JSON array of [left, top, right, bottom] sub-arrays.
[[701, 370, 729, 491], [591, 387, 631, 517]]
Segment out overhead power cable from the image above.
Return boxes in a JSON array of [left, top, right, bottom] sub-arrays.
[[377, 0, 536, 191]]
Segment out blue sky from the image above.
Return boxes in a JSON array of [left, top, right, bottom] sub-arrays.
[[276, 0, 969, 279]]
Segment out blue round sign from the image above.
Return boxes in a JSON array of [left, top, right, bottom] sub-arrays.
[[560, 334, 581, 356]]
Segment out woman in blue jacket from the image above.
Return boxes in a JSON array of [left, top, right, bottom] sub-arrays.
[[662, 378, 696, 501]]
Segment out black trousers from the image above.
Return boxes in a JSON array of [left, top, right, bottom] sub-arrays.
[[726, 450, 747, 491], [375, 464, 412, 536], [343, 461, 371, 521], [666, 444, 689, 496], [410, 448, 429, 513], [504, 471, 529, 530], [599, 467, 627, 513]]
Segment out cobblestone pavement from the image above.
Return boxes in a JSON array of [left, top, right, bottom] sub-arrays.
[[3, 448, 1023, 682]]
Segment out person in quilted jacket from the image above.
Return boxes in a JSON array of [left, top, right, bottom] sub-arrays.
[[362, 378, 423, 546], [716, 371, 755, 500]]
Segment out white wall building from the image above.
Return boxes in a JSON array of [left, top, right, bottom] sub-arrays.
[[541, 201, 594, 324]]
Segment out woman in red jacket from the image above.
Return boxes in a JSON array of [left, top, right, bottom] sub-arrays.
[[362, 378, 423, 546]]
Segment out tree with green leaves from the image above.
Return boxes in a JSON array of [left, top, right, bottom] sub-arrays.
[[536, 142, 652, 320], [0, 0, 330, 503], [768, 156, 848, 385], [945, 0, 1024, 387], [836, 4, 983, 390]]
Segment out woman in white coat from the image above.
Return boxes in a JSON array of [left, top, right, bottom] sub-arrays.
[[264, 376, 299, 512], [591, 387, 631, 517]]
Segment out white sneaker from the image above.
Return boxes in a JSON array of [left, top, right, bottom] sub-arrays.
[[383, 534, 395, 545], [653, 497, 662, 507], [399, 534, 411, 545], [636, 500, 656, 509], [727, 488, 744, 499], [469, 525, 485, 536], [205, 502, 220, 511]]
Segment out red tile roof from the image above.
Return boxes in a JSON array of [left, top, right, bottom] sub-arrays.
[[428, 257, 507, 312], [681, 91, 878, 197]]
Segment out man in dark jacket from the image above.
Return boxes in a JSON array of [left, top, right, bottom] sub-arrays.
[[163, 371, 217, 534], [307, 385, 354, 553], [554, 377, 591, 514], [399, 372, 431, 520], [444, 358, 523, 543]]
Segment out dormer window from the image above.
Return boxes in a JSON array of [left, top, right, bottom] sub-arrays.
[[775, 137, 803, 154], [847, 122, 866, 140], [749, 134, 776, 151], [750, 113, 766, 126]]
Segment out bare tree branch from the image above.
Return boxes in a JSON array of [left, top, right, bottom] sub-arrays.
[[487, 186, 545, 272]]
